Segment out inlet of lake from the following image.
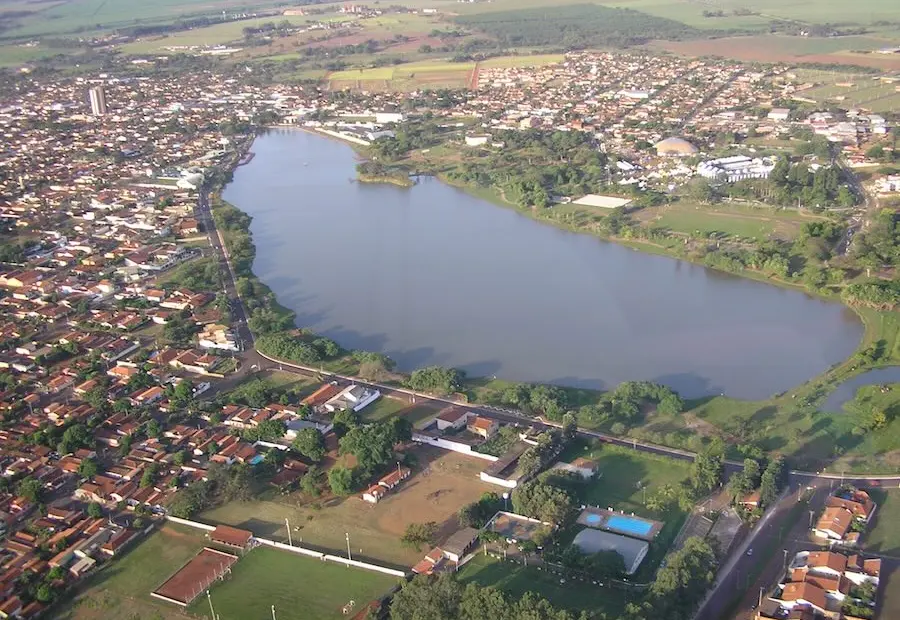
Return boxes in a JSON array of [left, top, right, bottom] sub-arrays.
[[223, 129, 864, 400]]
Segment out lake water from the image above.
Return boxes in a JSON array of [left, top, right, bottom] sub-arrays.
[[821, 367, 900, 413], [223, 129, 863, 400]]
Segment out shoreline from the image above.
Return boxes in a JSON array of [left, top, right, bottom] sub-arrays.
[[214, 127, 899, 472]]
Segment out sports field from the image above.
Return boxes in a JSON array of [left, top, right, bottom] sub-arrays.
[[800, 78, 900, 114], [202, 445, 495, 566], [57, 524, 207, 620], [634, 201, 821, 242], [187, 547, 398, 620]]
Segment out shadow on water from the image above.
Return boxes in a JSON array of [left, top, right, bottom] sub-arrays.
[[546, 376, 607, 391], [651, 373, 724, 400]]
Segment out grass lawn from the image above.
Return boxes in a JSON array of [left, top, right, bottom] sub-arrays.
[[558, 440, 691, 580], [360, 396, 410, 421], [457, 553, 628, 618], [57, 524, 207, 620], [863, 490, 900, 555], [566, 440, 692, 513], [188, 547, 398, 620], [637, 201, 821, 242]]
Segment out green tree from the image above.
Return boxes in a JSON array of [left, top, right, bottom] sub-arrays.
[[401, 521, 439, 551], [292, 428, 326, 462], [16, 477, 43, 503], [87, 502, 103, 518], [78, 457, 98, 479], [691, 439, 724, 494], [328, 466, 355, 496]]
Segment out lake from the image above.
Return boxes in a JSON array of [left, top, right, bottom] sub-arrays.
[[223, 129, 863, 400], [821, 367, 900, 413]]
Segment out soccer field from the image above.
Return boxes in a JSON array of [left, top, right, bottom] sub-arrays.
[[188, 547, 399, 620]]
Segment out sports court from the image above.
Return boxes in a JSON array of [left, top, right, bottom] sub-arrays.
[[487, 511, 549, 543], [152, 547, 238, 606]]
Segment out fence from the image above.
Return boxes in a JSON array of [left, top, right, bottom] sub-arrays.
[[165, 515, 407, 578], [165, 515, 216, 532]]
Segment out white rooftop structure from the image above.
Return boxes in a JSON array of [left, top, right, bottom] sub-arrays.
[[697, 155, 776, 183]]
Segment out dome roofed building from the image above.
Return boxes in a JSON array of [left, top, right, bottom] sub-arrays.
[[655, 137, 698, 157]]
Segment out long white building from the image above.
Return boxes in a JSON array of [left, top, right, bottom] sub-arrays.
[[697, 155, 776, 183]]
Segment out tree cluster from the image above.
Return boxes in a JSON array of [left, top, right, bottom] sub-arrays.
[[390, 573, 588, 620], [406, 365, 465, 395], [455, 5, 705, 49], [458, 492, 502, 528]]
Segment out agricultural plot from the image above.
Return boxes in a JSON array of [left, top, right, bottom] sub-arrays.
[[202, 445, 494, 567], [119, 15, 313, 55], [478, 54, 564, 68], [187, 547, 398, 620], [329, 60, 476, 91], [657, 35, 900, 69], [0, 0, 286, 38]]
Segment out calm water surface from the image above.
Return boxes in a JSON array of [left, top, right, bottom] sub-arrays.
[[821, 367, 900, 413], [223, 129, 863, 399]]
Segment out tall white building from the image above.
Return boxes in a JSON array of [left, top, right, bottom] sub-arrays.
[[88, 86, 107, 116]]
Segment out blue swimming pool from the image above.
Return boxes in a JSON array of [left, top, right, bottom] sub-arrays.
[[249, 454, 265, 465], [584, 513, 603, 526], [605, 515, 653, 537]]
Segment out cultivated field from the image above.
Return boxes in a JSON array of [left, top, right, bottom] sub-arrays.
[[0, 0, 286, 38], [187, 547, 398, 620], [57, 524, 208, 620], [328, 60, 476, 91], [202, 445, 495, 566], [119, 15, 314, 55], [656, 35, 900, 70]]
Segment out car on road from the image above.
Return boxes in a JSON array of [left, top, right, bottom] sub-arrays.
[[746, 548, 753, 556]]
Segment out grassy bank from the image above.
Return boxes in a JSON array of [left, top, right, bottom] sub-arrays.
[[358, 173, 415, 188]]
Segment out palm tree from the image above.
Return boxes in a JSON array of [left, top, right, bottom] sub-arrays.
[[480, 530, 500, 556]]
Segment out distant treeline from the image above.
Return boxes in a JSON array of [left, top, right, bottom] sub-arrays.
[[454, 4, 710, 49]]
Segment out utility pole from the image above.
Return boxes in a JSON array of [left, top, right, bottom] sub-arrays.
[[345, 532, 353, 562], [207, 590, 216, 620], [809, 510, 816, 528], [286, 518, 292, 546], [782, 549, 789, 574]]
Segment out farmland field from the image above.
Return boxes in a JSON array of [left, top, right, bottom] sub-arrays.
[[329, 60, 476, 91], [478, 54, 564, 69], [800, 79, 900, 114], [0, 0, 286, 38], [187, 547, 398, 620], [202, 445, 495, 567], [655, 35, 900, 70], [57, 524, 207, 620], [119, 15, 314, 55]]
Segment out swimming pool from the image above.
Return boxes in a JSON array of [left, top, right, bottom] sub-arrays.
[[605, 515, 653, 537], [584, 513, 603, 526], [249, 454, 265, 465]]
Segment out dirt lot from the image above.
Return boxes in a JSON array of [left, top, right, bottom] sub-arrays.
[[202, 445, 495, 567]]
